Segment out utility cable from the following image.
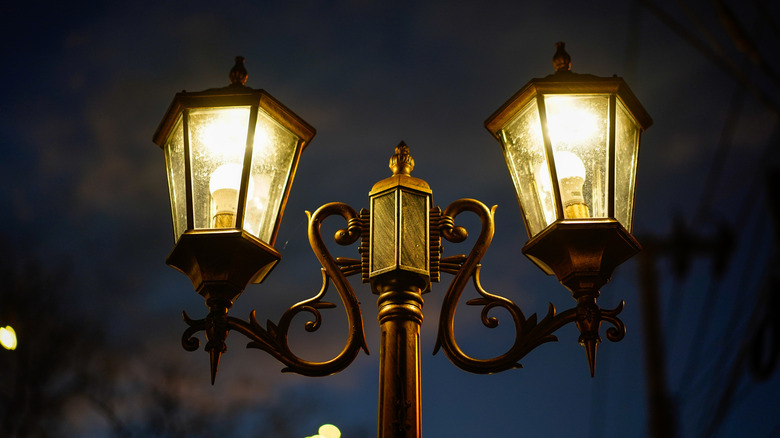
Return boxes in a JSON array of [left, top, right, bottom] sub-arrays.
[[715, 0, 780, 93], [692, 84, 745, 224], [639, 0, 780, 116]]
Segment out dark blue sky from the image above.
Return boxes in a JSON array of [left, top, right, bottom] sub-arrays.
[[2, 1, 779, 437]]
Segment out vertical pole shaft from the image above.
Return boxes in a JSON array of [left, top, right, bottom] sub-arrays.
[[638, 242, 677, 438], [374, 276, 424, 438]]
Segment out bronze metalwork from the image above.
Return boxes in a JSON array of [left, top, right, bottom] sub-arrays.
[[176, 144, 628, 431], [157, 48, 648, 437], [480, 43, 651, 375], [181, 201, 369, 382]]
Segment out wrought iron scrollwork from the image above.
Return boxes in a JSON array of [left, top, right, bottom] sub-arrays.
[[432, 198, 626, 375], [182, 202, 369, 379]]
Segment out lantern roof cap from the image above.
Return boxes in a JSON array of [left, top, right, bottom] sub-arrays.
[[152, 57, 316, 149], [485, 43, 653, 138], [370, 142, 431, 195]]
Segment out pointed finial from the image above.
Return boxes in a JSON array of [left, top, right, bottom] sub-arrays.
[[389, 141, 415, 176], [553, 42, 571, 73], [204, 306, 230, 385], [229, 56, 248, 87], [582, 337, 599, 377], [208, 347, 223, 385], [575, 297, 602, 377]]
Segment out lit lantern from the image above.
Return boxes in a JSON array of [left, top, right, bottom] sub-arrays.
[[485, 43, 652, 294], [153, 57, 316, 296]]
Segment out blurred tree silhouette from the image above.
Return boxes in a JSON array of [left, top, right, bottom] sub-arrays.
[[0, 247, 103, 437], [0, 240, 369, 437]]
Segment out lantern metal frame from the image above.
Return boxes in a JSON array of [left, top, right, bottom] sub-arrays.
[[153, 57, 316, 291], [153, 46, 651, 438], [484, 45, 653, 368], [484, 71, 653, 237]]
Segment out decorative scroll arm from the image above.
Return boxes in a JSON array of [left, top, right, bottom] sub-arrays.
[[181, 202, 369, 379], [432, 198, 626, 375]]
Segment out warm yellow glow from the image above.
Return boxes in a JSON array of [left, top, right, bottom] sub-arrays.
[[535, 151, 585, 188], [0, 326, 17, 350], [535, 150, 588, 219], [209, 163, 243, 228], [306, 424, 341, 438], [245, 174, 271, 213], [200, 108, 250, 161], [318, 424, 341, 438], [545, 98, 600, 146], [253, 125, 273, 158], [541, 96, 601, 220], [209, 163, 243, 194], [554, 150, 586, 181], [197, 107, 274, 163]]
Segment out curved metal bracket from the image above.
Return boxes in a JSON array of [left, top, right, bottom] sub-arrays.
[[432, 198, 625, 375], [182, 202, 369, 379]]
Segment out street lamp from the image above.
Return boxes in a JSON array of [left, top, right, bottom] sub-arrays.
[[152, 44, 651, 438], [152, 57, 315, 379], [484, 42, 653, 373]]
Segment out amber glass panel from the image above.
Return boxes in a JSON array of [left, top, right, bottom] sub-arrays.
[[500, 99, 552, 237], [399, 190, 428, 273], [614, 100, 641, 231], [242, 107, 300, 243], [543, 95, 610, 219], [187, 107, 251, 230], [371, 192, 397, 275], [164, 115, 187, 241]]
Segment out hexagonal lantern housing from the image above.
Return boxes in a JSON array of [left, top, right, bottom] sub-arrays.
[[485, 46, 652, 294], [153, 58, 316, 296]]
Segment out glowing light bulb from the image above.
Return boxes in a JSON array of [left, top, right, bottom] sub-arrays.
[[535, 151, 589, 220], [555, 151, 589, 218], [209, 163, 243, 228], [0, 326, 17, 350]]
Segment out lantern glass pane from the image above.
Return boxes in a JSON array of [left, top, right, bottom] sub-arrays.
[[371, 191, 397, 274], [400, 190, 428, 272], [188, 106, 251, 230], [243, 108, 300, 244], [615, 100, 641, 231], [500, 99, 554, 237], [164, 115, 187, 241], [544, 95, 609, 220]]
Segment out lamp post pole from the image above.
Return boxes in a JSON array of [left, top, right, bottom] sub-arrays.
[[367, 143, 432, 437], [375, 275, 424, 437]]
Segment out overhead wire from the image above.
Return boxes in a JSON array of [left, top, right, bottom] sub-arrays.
[[638, 0, 780, 116]]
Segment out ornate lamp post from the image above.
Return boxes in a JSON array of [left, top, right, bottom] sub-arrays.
[[152, 44, 651, 437], [152, 57, 316, 380]]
